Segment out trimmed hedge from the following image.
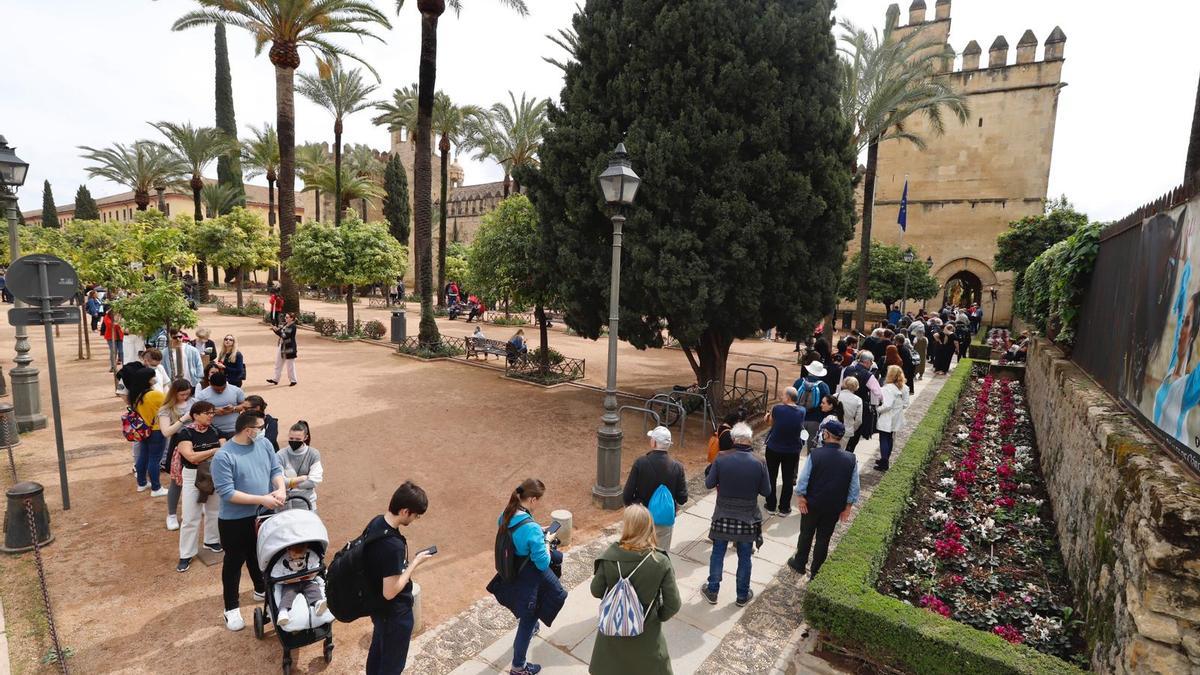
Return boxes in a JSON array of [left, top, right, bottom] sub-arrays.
[[803, 360, 1083, 674]]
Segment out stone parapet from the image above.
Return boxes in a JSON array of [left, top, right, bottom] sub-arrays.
[[1025, 338, 1200, 673]]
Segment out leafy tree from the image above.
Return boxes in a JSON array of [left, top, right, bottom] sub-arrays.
[[382, 153, 410, 244], [113, 279, 198, 338], [527, 0, 854, 401], [839, 13, 969, 332], [196, 207, 277, 308], [74, 185, 100, 221], [78, 141, 187, 210], [994, 196, 1086, 295], [172, 0, 393, 317], [298, 64, 380, 226], [837, 242, 939, 310], [214, 22, 245, 211], [131, 210, 198, 280], [150, 121, 237, 222], [287, 216, 407, 326], [295, 142, 330, 222], [41, 181, 60, 228]]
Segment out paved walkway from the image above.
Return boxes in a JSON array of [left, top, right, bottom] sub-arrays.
[[407, 364, 957, 675]]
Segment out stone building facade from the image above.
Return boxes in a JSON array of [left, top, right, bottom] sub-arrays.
[[22, 181, 309, 226], [850, 0, 1067, 325]]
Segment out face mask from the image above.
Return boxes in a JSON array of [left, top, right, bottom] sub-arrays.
[[288, 440, 304, 451]]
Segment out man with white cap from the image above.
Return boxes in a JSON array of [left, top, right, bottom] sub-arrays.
[[792, 360, 831, 451], [623, 426, 688, 551]]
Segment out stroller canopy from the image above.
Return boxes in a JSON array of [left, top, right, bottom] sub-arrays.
[[256, 508, 329, 573]]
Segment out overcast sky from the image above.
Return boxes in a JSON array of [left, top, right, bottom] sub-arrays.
[[5, 0, 1198, 224]]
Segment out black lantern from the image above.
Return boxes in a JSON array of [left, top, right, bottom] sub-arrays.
[[0, 136, 29, 189], [903, 249, 915, 264], [597, 143, 641, 207], [925, 255, 934, 269]]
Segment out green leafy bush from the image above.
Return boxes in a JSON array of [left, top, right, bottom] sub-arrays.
[[313, 317, 338, 337], [298, 311, 317, 325], [490, 316, 529, 326], [363, 320, 386, 340], [398, 342, 464, 359], [1015, 221, 1102, 347]]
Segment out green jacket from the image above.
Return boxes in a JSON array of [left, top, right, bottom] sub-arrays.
[[588, 543, 682, 674]]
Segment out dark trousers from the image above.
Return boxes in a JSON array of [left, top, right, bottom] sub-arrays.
[[845, 429, 863, 454], [90, 313, 101, 331], [764, 449, 801, 513], [218, 516, 265, 610], [878, 431, 894, 468], [794, 509, 840, 577], [367, 606, 415, 674]]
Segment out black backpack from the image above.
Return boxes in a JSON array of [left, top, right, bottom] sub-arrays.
[[494, 519, 529, 582], [325, 523, 400, 622]]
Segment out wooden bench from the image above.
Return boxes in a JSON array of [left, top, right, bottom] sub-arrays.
[[465, 337, 510, 361]]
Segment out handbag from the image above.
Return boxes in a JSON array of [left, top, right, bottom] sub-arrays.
[[121, 407, 152, 442]]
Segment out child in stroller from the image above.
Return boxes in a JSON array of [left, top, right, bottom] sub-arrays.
[[272, 543, 328, 627]]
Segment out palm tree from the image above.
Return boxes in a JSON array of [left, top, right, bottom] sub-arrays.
[[171, 0, 391, 315], [839, 16, 969, 333], [298, 64, 380, 225], [150, 121, 237, 222], [78, 141, 187, 210], [465, 91, 548, 196], [344, 144, 385, 220], [241, 124, 282, 233], [393, 0, 528, 344], [295, 142, 331, 222], [301, 162, 383, 219], [202, 183, 243, 218]]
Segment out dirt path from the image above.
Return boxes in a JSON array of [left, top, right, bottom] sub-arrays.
[[0, 299, 807, 674]]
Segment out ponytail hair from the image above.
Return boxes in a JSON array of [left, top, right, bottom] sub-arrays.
[[499, 478, 545, 534], [291, 420, 311, 444]]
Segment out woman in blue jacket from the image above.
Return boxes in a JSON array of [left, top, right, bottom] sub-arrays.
[[486, 478, 567, 675]]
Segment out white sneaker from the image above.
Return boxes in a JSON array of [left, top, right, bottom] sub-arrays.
[[136, 483, 149, 492], [166, 515, 180, 531], [314, 599, 327, 616], [223, 609, 245, 631], [253, 590, 266, 601], [150, 487, 169, 497], [276, 609, 290, 627]]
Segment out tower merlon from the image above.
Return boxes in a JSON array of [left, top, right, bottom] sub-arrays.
[[908, 0, 926, 24], [935, 0, 950, 20], [1044, 26, 1067, 61], [962, 39, 981, 71], [988, 35, 1009, 68], [1016, 29, 1038, 65]]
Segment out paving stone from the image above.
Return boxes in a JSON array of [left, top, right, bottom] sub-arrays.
[[447, 658, 503, 675], [539, 584, 600, 652]]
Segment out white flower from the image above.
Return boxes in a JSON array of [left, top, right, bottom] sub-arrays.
[[928, 509, 949, 522], [940, 478, 956, 487], [957, 432, 970, 440], [1020, 514, 1041, 528], [933, 491, 949, 503]]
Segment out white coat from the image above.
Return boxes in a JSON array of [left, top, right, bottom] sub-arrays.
[[837, 389, 863, 439], [876, 383, 910, 433]]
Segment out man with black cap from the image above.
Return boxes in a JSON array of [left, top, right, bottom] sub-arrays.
[[623, 426, 688, 551], [787, 420, 860, 579]]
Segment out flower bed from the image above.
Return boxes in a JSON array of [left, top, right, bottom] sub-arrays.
[[877, 370, 1086, 666]]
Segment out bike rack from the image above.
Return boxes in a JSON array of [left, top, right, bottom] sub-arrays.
[[732, 367, 769, 408], [665, 389, 714, 436], [746, 362, 780, 402], [644, 397, 687, 447], [618, 405, 677, 445]]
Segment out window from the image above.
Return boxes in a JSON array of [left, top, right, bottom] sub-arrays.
[[978, 118, 983, 127]]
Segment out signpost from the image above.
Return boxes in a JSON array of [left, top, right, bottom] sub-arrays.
[[6, 254, 77, 510]]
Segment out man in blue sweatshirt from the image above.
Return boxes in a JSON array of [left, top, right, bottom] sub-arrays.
[[212, 411, 285, 631], [787, 420, 860, 579], [702, 422, 770, 607]]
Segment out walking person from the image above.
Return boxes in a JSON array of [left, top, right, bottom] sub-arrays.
[[894, 334, 917, 395], [931, 324, 957, 374], [214, 334, 246, 387], [486, 479, 568, 675], [175, 401, 225, 573], [163, 329, 205, 387], [835, 378, 863, 451], [158, 379, 195, 531], [277, 421, 324, 511], [875, 365, 911, 472], [134, 375, 170, 497], [267, 312, 298, 386], [362, 481, 434, 674], [763, 387, 806, 517], [589, 505, 682, 675], [841, 352, 882, 454], [622, 426, 688, 551], [101, 306, 125, 374], [786, 421, 860, 579], [701, 423, 770, 607], [912, 325, 928, 381], [212, 412, 286, 631]]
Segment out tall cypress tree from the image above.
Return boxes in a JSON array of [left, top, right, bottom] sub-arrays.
[[382, 154, 411, 245], [41, 180, 60, 228], [74, 185, 100, 220], [527, 0, 854, 395], [214, 23, 245, 211]]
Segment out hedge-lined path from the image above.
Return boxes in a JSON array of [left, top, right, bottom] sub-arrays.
[[409, 360, 959, 674]]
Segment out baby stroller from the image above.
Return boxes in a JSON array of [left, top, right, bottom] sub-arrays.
[[253, 498, 335, 674]]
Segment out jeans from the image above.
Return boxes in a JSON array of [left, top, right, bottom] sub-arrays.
[[878, 431, 894, 468], [367, 605, 415, 674], [106, 339, 123, 370], [707, 539, 753, 600], [511, 613, 539, 668], [180, 467, 220, 559], [793, 510, 840, 577], [135, 431, 165, 490], [166, 480, 181, 517], [218, 516, 265, 610], [764, 449, 800, 513]]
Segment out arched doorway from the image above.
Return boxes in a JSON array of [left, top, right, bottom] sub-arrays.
[[943, 270, 982, 307]]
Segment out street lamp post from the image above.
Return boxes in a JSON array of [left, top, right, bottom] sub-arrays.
[[900, 248, 915, 317], [922, 256, 934, 310], [988, 285, 999, 332], [0, 137, 46, 430], [594, 143, 641, 509]]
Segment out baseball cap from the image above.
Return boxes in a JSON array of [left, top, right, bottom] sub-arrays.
[[647, 426, 673, 447], [821, 420, 846, 438]]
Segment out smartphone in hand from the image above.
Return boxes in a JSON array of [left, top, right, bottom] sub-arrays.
[[546, 521, 562, 536], [416, 545, 438, 557]]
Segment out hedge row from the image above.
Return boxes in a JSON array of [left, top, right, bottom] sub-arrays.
[[802, 360, 1082, 674]]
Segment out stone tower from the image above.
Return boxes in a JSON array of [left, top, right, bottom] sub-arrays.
[[387, 128, 465, 285], [853, 0, 1066, 325]]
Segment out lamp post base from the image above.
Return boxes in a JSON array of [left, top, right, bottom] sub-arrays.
[[11, 368, 45, 432], [594, 416, 624, 510]]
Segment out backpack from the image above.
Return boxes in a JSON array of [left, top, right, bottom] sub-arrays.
[[494, 518, 530, 583], [647, 484, 676, 527], [798, 379, 825, 411], [121, 407, 152, 442], [597, 554, 657, 637], [325, 523, 401, 622]]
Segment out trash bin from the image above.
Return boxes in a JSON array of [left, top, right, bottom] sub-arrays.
[[391, 310, 406, 343]]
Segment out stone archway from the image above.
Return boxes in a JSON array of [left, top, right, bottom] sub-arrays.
[[933, 257, 999, 305], [943, 270, 983, 307]]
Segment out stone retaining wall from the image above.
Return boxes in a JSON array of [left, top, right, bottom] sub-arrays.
[[1025, 338, 1200, 673]]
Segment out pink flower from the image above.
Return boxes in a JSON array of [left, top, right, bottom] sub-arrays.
[[993, 625, 1023, 644], [920, 594, 953, 618], [1000, 443, 1016, 457], [997, 463, 1015, 479], [994, 496, 1016, 509], [941, 521, 963, 540], [934, 538, 967, 559], [1000, 480, 1018, 493], [951, 485, 970, 501]]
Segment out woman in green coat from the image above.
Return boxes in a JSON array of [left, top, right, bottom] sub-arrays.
[[589, 505, 682, 674]]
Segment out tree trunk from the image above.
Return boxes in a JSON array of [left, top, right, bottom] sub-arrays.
[[236, 265, 245, 309], [854, 138, 880, 334], [535, 303, 549, 373], [191, 174, 204, 222], [82, 303, 91, 359], [267, 174, 278, 283], [415, 9, 443, 346], [314, 188, 320, 222], [360, 197, 367, 221], [198, 259, 210, 303], [437, 133, 450, 309], [503, 173, 511, 197], [135, 191, 150, 211], [275, 64, 300, 315], [681, 328, 732, 416], [346, 284, 355, 329], [334, 120, 343, 226], [77, 301, 84, 360], [512, 175, 521, 194]]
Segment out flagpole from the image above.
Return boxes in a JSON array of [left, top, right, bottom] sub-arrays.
[[899, 174, 910, 318]]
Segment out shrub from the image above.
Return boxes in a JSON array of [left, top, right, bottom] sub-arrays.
[[398, 341, 464, 359], [1016, 221, 1102, 347], [243, 299, 266, 316], [490, 316, 529, 326], [527, 346, 565, 365], [313, 317, 338, 337], [297, 311, 317, 325], [363, 320, 386, 340], [336, 319, 364, 340]]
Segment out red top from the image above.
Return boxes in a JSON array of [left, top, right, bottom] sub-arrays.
[[101, 314, 124, 341], [270, 293, 284, 312]]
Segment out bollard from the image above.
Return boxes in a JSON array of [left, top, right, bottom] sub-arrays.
[[411, 581, 422, 633], [551, 509, 574, 548], [2, 481, 53, 553]]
